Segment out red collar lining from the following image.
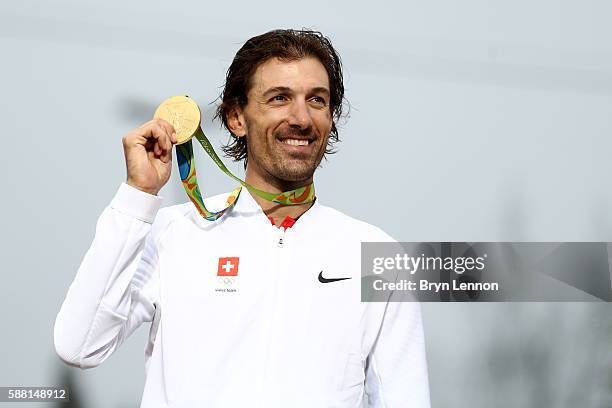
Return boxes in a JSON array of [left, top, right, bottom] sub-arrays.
[[267, 215, 297, 229]]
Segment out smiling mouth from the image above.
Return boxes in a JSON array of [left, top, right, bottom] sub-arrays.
[[280, 138, 311, 146]]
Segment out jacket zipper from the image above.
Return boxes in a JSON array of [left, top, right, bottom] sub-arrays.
[[260, 225, 288, 405]]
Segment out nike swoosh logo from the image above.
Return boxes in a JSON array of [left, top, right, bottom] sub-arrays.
[[318, 271, 352, 283]]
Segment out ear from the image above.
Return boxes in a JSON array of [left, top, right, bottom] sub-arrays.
[[226, 105, 247, 137]]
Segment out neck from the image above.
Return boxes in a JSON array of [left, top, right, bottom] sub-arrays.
[[244, 165, 315, 225]]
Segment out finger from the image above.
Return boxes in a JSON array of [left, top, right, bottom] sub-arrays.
[[140, 122, 172, 154], [162, 141, 173, 163], [161, 129, 171, 154], [135, 122, 165, 143], [149, 127, 172, 163], [138, 119, 176, 146], [157, 140, 170, 163], [152, 122, 172, 153], [155, 118, 177, 143]]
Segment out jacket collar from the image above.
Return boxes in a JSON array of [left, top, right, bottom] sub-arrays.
[[191, 186, 321, 231], [232, 186, 321, 231], [232, 186, 265, 215]]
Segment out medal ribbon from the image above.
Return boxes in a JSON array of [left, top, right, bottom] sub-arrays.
[[176, 127, 315, 221]]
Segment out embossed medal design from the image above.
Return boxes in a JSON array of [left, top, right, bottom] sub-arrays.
[[153, 95, 200, 144]]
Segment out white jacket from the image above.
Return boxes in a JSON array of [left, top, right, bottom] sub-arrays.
[[54, 183, 430, 408]]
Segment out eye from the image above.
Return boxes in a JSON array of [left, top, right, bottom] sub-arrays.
[[270, 95, 288, 102], [310, 96, 327, 106]]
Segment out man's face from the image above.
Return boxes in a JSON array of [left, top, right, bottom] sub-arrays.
[[233, 57, 333, 185]]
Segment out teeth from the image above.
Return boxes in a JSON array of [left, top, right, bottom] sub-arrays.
[[282, 139, 309, 146]]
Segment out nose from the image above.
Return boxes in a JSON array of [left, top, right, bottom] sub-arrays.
[[287, 98, 313, 130]]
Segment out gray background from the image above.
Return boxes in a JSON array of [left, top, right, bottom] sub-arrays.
[[1, 0, 611, 407]]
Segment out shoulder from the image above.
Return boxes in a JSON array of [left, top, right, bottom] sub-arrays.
[[313, 203, 397, 243]]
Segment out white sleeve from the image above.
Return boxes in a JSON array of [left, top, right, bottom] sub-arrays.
[[54, 183, 163, 369], [365, 301, 431, 408]]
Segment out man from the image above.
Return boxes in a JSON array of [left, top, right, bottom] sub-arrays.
[[54, 29, 430, 407]]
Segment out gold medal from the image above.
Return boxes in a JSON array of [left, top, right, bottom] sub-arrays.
[[153, 95, 201, 144]]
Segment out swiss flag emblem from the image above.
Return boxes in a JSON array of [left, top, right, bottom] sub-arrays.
[[217, 257, 239, 276]]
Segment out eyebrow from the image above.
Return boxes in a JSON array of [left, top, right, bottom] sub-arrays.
[[262, 86, 330, 98]]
